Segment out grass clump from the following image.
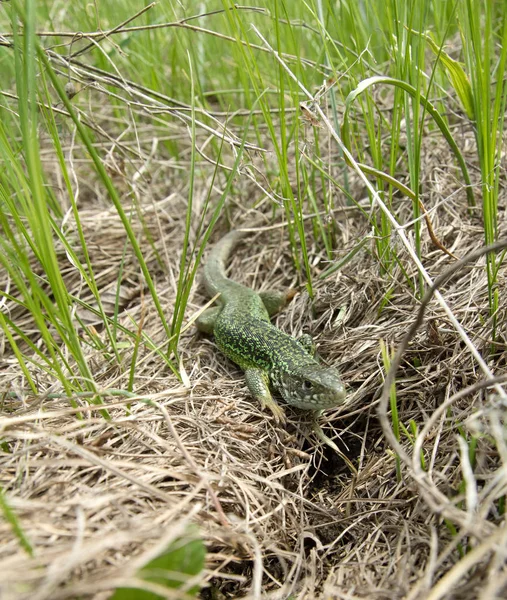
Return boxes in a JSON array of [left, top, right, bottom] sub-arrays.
[[0, 1, 507, 599]]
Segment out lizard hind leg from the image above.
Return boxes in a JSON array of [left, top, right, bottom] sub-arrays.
[[195, 306, 221, 334], [244, 367, 286, 424], [259, 290, 292, 317]]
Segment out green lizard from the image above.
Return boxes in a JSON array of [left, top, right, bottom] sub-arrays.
[[197, 230, 346, 430]]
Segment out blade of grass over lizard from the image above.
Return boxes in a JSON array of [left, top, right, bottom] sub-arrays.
[[168, 90, 264, 363]]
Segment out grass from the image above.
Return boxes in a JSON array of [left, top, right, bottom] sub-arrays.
[[0, 486, 33, 558], [458, 1, 507, 334], [1, 0, 507, 598], [380, 339, 401, 482]]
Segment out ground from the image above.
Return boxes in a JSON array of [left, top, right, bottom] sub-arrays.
[[1, 50, 507, 600]]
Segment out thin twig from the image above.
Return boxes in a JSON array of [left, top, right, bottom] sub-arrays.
[[70, 3, 157, 59]]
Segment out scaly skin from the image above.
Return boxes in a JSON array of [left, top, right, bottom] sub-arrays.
[[197, 230, 346, 422]]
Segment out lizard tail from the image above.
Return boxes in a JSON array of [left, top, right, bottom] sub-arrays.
[[203, 229, 246, 296]]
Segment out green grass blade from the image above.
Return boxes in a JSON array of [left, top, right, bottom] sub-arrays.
[[342, 76, 476, 208], [0, 486, 34, 557]]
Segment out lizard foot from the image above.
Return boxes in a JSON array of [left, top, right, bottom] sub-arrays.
[[245, 368, 286, 424], [259, 396, 286, 424]]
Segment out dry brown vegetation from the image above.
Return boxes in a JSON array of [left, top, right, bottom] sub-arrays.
[[2, 33, 507, 600]]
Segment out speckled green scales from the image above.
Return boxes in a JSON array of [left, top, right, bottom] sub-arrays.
[[197, 230, 346, 422]]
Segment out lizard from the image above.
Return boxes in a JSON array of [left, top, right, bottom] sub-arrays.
[[196, 229, 347, 443]]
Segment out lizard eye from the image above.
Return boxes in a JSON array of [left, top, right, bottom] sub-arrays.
[[302, 380, 313, 390]]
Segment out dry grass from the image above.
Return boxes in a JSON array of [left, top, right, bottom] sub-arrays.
[[2, 56, 507, 600]]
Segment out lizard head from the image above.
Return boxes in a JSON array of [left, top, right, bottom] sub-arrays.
[[276, 364, 346, 410]]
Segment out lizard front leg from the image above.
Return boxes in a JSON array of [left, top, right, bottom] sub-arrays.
[[298, 333, 317, 357], [244, 367, 286, 423]]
